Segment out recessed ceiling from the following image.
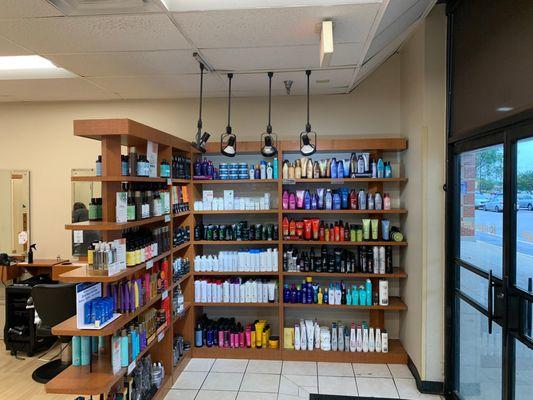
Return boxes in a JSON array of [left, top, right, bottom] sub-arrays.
[[0, 0, 436, 101]]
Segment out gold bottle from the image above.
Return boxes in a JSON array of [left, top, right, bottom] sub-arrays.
[[300, 157, 308, 178], [295, 159, 302, 179], [288, 163, 295, 179], [282, 160, 289, 179], [306, 158, 313, 178]]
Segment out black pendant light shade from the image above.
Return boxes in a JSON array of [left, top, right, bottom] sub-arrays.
[[192, 62, 210, 152], [261, 72, 278, 157], [300, 69, 317, 156], [221, 73, 237, 157]]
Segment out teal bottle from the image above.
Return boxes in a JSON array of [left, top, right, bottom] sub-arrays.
[[365, 279, 372, 306], [120, 329, 129, 367]]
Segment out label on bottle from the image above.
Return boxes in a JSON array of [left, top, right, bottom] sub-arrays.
[[146, 260, 154, 270], [282, 179, 295, 185], [157, 331, 165, 342], [167, 178, 172, 186], [127, 361, 135, 375], [330, 179, 344, 185], [164, 214, 171, 223], [162, 290, 168, 301]]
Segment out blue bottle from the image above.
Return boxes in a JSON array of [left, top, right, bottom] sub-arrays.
[[207, 328, 214, 347], [323, 288, 329, 304], [302, 284, 307, 304], [195, 323, 203, 347], [352, 286, 359, 305], [273, 158, 279, 179], [384, 162, 392, 178], [311, 194, 318, 210], [81, 336, 91, 366], [95, 156, 102, 176], [332, 192, 341, 210], [377, 158, 384, 178], [290, 284, 297, 303], [325, 190, 333, 210], [331, 158, 337, 178], [304, 190, 311, 210], [120, 330, 129, 367], [121, 155, 129, 176], [337, 160, 344, 179], [365, 279, 373, 306], [72, 336, 81, 366], [341, 189, 349, 209], [130, 327, 138, 360], [283, 284, 290, 303]]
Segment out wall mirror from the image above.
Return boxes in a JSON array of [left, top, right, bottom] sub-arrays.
[[0, 170, 30, 255]]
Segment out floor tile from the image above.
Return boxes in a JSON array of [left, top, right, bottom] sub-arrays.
[[356, 377, 399, 398], [164, 389, 198, 400], [279, 375, 317, 397], [318, 362, 354, 377], [172, 371, 207, 390], [236, 392, 278, 400], [353, 363, 393, 378], [277, 393, 311, 400], [202, 372, 243, 391], [240, 372, 280, 393], [388, 363, 414, 379], [395, 378, 437, 399], [184, 358, 215, 372], [318, 376, 358, 396], [282, 361, 317, 375], [195, 390, 237, 400], [212, 358, 249, 373], [247, 359, 283, 374]]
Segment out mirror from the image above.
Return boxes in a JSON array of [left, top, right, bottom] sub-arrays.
[[71, 169, 101, 256], [0, 170, 30, 255]]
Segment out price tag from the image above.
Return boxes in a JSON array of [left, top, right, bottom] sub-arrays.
[[330, 179, 344, 185], [164, 214, 171, 223], [167, 178, 172, 186], [146, 260, 154, 270], [282, 179, 295, 185], [127, 361, 135, 375], [162, 290, 168, 301], [157, 331, 165, 342], [73, 230, 83, 244], [18, 231, 28, 245]]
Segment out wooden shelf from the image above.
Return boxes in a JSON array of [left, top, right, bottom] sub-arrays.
[[45, 324, 171, 395], [52, 290, 166, 336], [193, 346, 281, 360], [283, 240, 407, 246], [282, 267, 407, 279], [172, 352, 191, 383], [284, 177, 408, 184], [173, 272, 191, 287], [193, 271, 279, 276], [71, 176, 167, 183], [58, 251, 171, 283], [173, 211, 191, 218], [172, 302, 191, 323], [194, 240, 279, 245], [172, 241, 191, 252], [282, 209, 407, 214], [194, 210, 279, 215], [172, 179, 190, 184], [151, 375, 172, 400], [194, 302, 279, 308], [193, 179, 278, 184], [65, 215, 169, 231], [281, 339, 407, 364], [283, 297, 407, 311]]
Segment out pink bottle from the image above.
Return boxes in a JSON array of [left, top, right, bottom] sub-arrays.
[[289, 193, 296, 210], [282, 191, 289, 210], [383, 193, 391, 210]]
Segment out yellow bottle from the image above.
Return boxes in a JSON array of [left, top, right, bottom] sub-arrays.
[[318, 288, 323, 304]]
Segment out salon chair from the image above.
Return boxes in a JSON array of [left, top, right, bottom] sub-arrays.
[[31, 283, 76, 383]]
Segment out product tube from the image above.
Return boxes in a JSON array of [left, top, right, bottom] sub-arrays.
[[320, 327, 331, 351], [294, 324, 301, 351], [369, 328, 375, 352], [356, 326, 362, 352], [362, 219, 371, 240], [362, 327, 369, 352], [331, 323, 338, 351], [255, 321, 265, 348], [337, 324, 344, 352], [371, 219, 379, 240], [314, 320, 321, 349], [349, 324, 356, 352], [381, 220, 390, 241], [382, 331, 389, 353], [268, 282, 275, 303], [305, 320, 314, 351], [300, 319, 307, 351], [375, 328, 382, 352]]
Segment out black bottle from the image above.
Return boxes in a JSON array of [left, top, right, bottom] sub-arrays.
[[309, 248, 316, 271], [386, 246, 393, 273], [360, 246, 367, 273], [194, 223, 203, 241], [367, 246, 374, 273], [303, 253, 310, 272]]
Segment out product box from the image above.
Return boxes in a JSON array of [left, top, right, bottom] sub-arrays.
[[284, 327, 295, 349], [202, 190, 214, 210], [116, 192, 128, 223], [223, 190, 234, 210]]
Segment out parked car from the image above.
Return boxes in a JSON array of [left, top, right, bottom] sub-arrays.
[[484, 194, 504, 212], [475, 193, 491, 209], [517, 193, 533, 211]]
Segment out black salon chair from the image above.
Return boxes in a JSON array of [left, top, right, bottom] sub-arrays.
[[31, 283, 76, 383]]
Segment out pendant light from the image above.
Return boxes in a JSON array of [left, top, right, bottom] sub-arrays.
[[260, 72, 278, 157], [300, 70, 317, 156], [221, 73, 237, 157], [192, 62, 210, 152]]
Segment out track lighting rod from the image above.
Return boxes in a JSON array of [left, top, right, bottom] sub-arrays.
[[213, 65, 353, 75], [193, 52, 215, 73]]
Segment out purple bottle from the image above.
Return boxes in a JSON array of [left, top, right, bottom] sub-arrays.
[[290, 284, 297, 303], [194, 159, 202, 176], [304, 190, 311, 210]]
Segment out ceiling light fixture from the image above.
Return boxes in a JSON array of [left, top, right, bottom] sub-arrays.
[[261, 72, 278, 158], [320, 20, 334, 67], [496, 106, 514, 112], [221, 73, 237, 157], [0, 55, 75, 80], [192, 62, 210, 153], [300, 70, 317, 156]]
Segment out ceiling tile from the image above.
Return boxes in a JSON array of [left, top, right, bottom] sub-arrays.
[[0, 0, 63, 18], [0, 14, 190, 54], [164, 0, 382, 12], [375, 0, 419, 36], [0, 77, 118, 101], [201, 43, 362, 71], [46, 50, 198, 77], [0, 36, 32, 56], [88, 73, 226, 99], [172, 3, 379, 48]]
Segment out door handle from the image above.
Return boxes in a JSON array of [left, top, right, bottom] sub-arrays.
[[488, 269, 493, 334]]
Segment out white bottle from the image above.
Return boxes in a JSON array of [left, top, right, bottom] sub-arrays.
[[200, 280, 207, 303], [379, 280, 389, 306], [194, 256, 201, 272], [337, 324, 344, 352], [379, 246, 386, 274], [375, 328, 382, 352], [262, 281, 269, 303], [266, 163, 273, 179], [349, 323, 356, 352], [222, 281, 230, 302], [314, 320, 321, 349], [356, 326, 362, 352], [206, 282, 212, 302], [369, 328, 375, 352], [194, 280, 201, 302], [294, 324, 301, 351], [273, 249, 278, 271], [300, 320, 307, 351], [331, 323, 338, 351], [373, 246, 379, 274], [362, 327, 369, 352], [382, 331, 389, 353]]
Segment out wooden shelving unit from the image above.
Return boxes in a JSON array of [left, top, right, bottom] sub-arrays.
[[47, 119, 195, 399], [49, 122, 411, 398]]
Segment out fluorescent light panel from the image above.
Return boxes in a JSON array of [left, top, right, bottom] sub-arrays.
[[0, 55, 76, 80], [320, 20, 334, 67], [161, 0, 380, 12]]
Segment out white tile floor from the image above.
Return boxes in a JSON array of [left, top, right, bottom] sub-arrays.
[[168, 358, 444, 400]]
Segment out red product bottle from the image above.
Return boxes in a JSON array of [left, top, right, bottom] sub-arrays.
[[319, 221, 325, 241], [282, 216, 289, 237], [334, 223, 340, 242], [329, 224, 335, 242], [349, 189, 358, 209], [339, 223, 345, 241]]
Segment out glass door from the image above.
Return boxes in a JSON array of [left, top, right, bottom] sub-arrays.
[[447, 128, 533, 400]]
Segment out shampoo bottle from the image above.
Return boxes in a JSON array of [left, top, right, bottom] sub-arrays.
[[349, 323, 356, 352]]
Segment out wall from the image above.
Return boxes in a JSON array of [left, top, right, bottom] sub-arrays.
[[399, 5, 446, 382]]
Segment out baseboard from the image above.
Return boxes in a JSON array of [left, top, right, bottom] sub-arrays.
[[407, 357, 444, 395]]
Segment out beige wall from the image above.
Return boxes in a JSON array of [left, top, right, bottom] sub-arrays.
[[399, 5, 446, 381]]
